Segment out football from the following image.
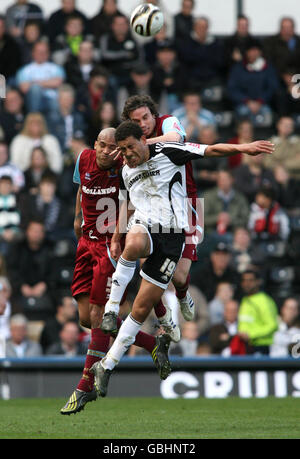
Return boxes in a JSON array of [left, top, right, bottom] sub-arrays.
[[130, 3, 164, 37]]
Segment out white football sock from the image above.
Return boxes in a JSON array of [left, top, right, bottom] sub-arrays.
[[101, 314, 142, 370], [105, 256, 136, 314]]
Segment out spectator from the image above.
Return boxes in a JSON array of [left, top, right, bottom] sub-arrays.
[[5, 0, 44, 39], [100, 14, 140, 90], [227, 39, 279, 126], [191, 241, 240, 302], [0, 14, 22, 80], [0, 141, 25, 193], [172, 91, 216, 142], [237, 269, 278, 355], [56, 133, 86, 207], [248, 187, 290, 242], [273, 164, 300, 212], [23, 146, 52, 195], [208, 282, 234, 325], [69, 133, 89, 160], [270, 297, 300, 357], [64, 40, 99, 89], [226, 119, 254, 169], [230, 227, 258, 273], [143, 23, 170, 65], [175, 16, 225, 91], [90, 0, 123, 42], [174, 0, 195, 42], [5, 314, 42, 358], [16, 20, 45, 65], [203, 168, 249, 237], [232, 153, 278, 204], [170, 321, 199, 357], [87, 101, 119, 147], [10, 112, 63, 174], [150, 42, 186, 113], [39, 295, 77, 353], [209, 299, 239, 354], [276, 66, 300, 117], [264, 116, 300, 179], [224, 15, 255, 72], [75, 66, 116, 124], [51, 14, 94, 66], [0, 255, 7, 276], [175, 284, 210, 339], [126, 63, 153, 98], [6, 219, 54, 319], [16, 41, 65, 117], [47, 0, 89, 45], [45, 320, 87, 356], [47, 83, 86, 154], [192, 126, 225, 190], [0, 88, 25, 147], [19, 172, 72, 240], [0, 176, 22, 254], [263, 17, 300, 77], [0, 277, 13, 341]]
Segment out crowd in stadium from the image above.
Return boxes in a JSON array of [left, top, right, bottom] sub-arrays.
[[1, 0, 300, 359]]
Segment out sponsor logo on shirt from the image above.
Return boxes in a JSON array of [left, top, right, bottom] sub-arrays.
[[82, 185, 117, 195], [127, 170, 160, 189]]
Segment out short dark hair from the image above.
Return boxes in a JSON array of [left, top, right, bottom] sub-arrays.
[[242, 269, 261, 280], [122, 95, 159, 121], [65, 13, 84, 25], [0, 175, 12, 183], [115, 121, 144, 143], [256, 187, 274, 201]]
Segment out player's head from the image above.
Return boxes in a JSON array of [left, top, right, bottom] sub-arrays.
[[115, 121, 148, 168], [122, 95, 159, 139], [94, 127, 117, 169]]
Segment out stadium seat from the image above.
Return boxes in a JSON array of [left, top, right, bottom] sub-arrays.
[[259, 240, 287, 258], [290, 216, 300, 232], [53, 239, 77, 259], [269, 266, 295, 284]]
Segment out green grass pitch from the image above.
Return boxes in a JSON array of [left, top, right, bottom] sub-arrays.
[[0, 397, 299, 439]]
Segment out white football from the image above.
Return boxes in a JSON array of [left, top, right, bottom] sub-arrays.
[[130, 3, 164, 37]]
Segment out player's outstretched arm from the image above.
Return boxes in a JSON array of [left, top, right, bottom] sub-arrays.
[[146, 131, 182, 145], [205, 140, 275, 158], [110, 199, 135, 261], [74, 186, 83, 240]]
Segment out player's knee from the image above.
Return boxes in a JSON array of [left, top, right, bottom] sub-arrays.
[[173, 270, 188, 289], [79, 316, 91, 329], [124, 237, 147, 259], [89, 304, 104, 328]]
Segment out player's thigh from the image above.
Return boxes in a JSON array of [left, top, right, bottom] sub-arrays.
[[123, 224, 152, 260], [131, 278, 164, 323]]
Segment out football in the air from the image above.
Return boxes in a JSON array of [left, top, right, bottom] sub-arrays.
[[130, 3, 164, 37]]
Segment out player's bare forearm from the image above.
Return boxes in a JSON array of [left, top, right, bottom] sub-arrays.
[[74, 186, 82, 239], [205, 141, 274, 158], [112, 200, 134, 243], [146, 131, 182, 145]]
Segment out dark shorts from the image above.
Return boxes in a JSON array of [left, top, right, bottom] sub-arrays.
[[139, 224, 186, 290], [71, 236, 123, 306]]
